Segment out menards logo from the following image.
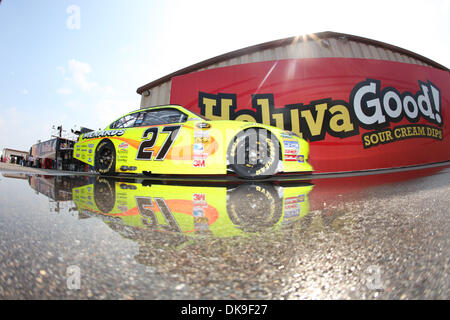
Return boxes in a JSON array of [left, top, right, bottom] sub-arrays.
[[199, 79, 443, 148]]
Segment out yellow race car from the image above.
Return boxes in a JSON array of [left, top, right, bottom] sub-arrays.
[[73, 105, 313, 179], [72, 178, 314, 239]]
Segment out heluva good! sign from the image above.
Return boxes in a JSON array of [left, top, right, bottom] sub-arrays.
[[170, 58, 449, 173]]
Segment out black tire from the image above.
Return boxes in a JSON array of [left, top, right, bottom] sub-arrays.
[[93, 177, 116, 214], [226, 183, 282, 232], [228, 128, 279, 179], [94, 139, 116, 175]]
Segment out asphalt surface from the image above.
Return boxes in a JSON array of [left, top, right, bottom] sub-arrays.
[[0, 162, 449, 300]]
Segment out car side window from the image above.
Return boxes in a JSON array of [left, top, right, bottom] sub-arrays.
[[137, 109, 188, 127], [110, 113, 140, 129]]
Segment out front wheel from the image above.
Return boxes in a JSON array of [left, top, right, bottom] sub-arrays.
[[228, 128, 280, 179], [94, 139, 116, 175], [93, 177, 116, 213]]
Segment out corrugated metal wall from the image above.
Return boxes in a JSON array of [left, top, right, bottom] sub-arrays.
[[140, 36, 433, 108], [140, 81, 171, 108]]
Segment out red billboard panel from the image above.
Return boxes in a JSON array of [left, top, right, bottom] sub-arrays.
[[170, 58, 449, 173]]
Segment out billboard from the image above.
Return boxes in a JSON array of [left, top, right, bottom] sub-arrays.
[[31, 138, 58, 159], [170, 58, 449, 173]]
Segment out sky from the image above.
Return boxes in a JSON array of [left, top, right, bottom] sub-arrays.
[[0, 0, 449, 151]]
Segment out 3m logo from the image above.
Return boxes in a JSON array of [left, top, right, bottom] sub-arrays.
[[193, 159, 205, 167], [193, 193, 206, 202]]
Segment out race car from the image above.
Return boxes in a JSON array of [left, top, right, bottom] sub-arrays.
[[72, 178, 314, 239], [73, 105, 313, 179]]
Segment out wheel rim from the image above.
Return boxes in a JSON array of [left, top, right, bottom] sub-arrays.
[[94, 178, 115, 213], [238, 135, 274, 172], [99, 147, 113, 170], [227, 184, 281, 232]]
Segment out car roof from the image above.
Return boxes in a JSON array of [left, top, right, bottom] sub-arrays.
[[107, 104, 200, 128], [127, 104, 185, 115]]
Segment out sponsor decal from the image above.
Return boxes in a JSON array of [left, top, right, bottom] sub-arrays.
[[82, 129, 125, 140], [88, 157, 92, 163], [284, 155, 297, 161], [283, 140, 299, 154], [195, 136, 210, 143], [193, 193, 207, 204], [283, 195, 305, 221], [280, 132, 297, 139], [195, 122, 211, 130], [198, 79, 443, 148], [193, 143, 204, 153], [284, 140, 299, 161], [193, 159, 206, 167], [297, 155, 305, 163], [194, 216, 210, 231], [194, 130, 210, 143], [88, 144, 95, 148], [117, 142, 128, 156], [193, 143, 208, 159], [194, 130, 209, 137], [193, 193, 208, 228], [193, 207, 204, 217], [193, 153, 209, 160]]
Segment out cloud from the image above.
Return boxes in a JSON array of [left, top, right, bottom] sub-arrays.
[[67, 59, 98, 91], [54, 59, 139, 132], [57, 87, 72, 95], [95, 98, 136, 126], [59, 60, 115, 95], [56, 66, 66, 75]]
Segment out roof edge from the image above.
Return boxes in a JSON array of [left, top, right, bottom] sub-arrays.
[[137, 31, 449, 94]]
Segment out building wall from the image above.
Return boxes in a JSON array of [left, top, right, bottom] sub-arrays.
[[139, 36, 435, 108], [140, 81, 171, 108], [2, 148, 29, 161]]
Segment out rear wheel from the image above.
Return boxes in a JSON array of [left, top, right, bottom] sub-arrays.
[[94, 139, 116, 175], [228, 128, 279, 179], [226, 183, 282, 232]]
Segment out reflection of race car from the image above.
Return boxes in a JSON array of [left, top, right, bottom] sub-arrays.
[[73, 105, 312, 179], [72, 178, 314, 240]]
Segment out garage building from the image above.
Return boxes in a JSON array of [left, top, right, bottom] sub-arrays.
[[1, 148, 29, 164], [137, 31, 447, 107], [135, 31, 449, 173]]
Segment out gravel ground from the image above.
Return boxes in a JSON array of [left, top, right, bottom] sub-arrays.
[[0, 164, 448, 300]]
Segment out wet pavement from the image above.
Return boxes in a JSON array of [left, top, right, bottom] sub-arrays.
[[0, 163, 449, 300]]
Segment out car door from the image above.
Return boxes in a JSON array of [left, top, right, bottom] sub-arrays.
[[132, 108, 192, 174]]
